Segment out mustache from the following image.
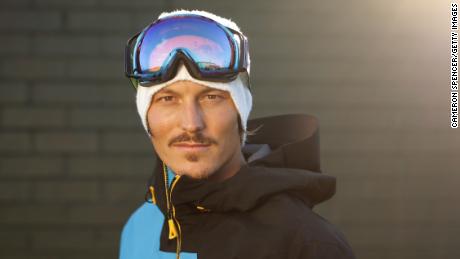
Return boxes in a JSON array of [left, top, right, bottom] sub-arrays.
[[170, 132, 216, 146]]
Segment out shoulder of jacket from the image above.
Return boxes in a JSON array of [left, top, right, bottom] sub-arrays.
[[288, 220, 356, 259], [295, 240, 356, 259]]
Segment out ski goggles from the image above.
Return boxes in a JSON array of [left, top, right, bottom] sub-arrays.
[[124, 14, 250, 90]]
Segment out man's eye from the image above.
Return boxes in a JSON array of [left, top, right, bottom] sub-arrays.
[[206, 94, 222, 100], [157, 96, 174, 102]]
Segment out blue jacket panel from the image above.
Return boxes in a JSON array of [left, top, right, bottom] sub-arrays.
[[119, 201, 198, 259], [119, 168, 197, 259]]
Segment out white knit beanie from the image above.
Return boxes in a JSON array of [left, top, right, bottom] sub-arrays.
[[135, 9, 253, 146]]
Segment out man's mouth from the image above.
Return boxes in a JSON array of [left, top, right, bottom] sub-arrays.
[[172, 143, 211, 151]]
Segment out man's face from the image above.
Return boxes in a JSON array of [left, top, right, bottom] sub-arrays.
[[147, 80, 243, 180]]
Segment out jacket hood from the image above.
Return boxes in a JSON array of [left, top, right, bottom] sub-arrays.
[[147, 113, 336, 219]]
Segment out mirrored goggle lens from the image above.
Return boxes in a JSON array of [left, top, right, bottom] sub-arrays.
[[137, 16, 234, 74]]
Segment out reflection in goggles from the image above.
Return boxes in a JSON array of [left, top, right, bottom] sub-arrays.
[[147, 35, 226, 72]]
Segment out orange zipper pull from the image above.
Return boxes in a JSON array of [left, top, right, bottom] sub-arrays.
[[196, 205, 211, 212], [168, 219, 178, 239], [149, 186, 157, 204]]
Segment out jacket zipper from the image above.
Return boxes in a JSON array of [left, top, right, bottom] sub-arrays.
[[163, 162, 182, 259]]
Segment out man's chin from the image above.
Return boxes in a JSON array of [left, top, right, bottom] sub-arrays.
[[178, 170, 214, 180], [173, 161, 215, 179]]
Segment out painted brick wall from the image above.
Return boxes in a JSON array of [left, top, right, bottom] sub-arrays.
[[0, 1, 455, 259]]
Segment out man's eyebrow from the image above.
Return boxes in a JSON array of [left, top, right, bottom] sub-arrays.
[[156, 87, 227, 95], [199, 88, 227, 94], [156, 88, 179, 95]]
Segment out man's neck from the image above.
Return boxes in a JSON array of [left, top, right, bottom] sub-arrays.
[[206, 151, 247, 182]]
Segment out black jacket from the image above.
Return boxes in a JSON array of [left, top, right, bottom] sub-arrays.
[[146, 113, 356, 259]]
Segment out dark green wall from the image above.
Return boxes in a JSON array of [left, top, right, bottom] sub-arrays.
[[0, 0, 455, 258]]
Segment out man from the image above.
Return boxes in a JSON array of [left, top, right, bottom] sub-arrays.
[[120, 9, 356, 259]]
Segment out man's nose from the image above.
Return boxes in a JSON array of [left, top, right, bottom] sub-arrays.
[[180, 100, 205, 133]]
